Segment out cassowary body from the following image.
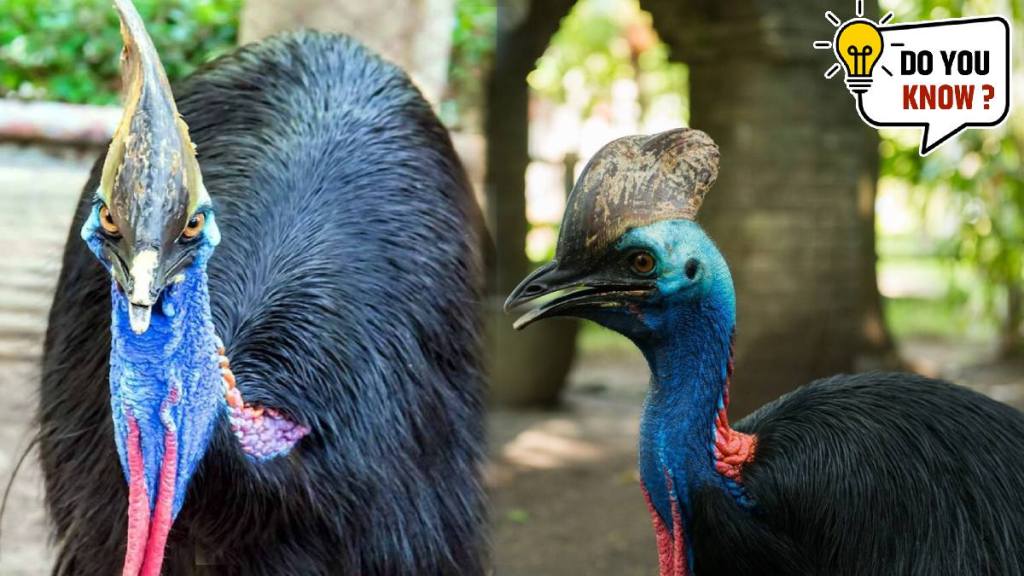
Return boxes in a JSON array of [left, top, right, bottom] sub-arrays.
[[40, 12, 483, 575], [507, 128, 1024, 575], [696, 372, 1024, 575]]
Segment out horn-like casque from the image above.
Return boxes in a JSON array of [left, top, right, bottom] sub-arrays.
[[554, 128, 719, 270], [101, 0, 205, 220]]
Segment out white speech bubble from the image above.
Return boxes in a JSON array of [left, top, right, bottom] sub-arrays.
[[854, 17, 1011, 155]]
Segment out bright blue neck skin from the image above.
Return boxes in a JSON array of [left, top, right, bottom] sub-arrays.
[[584, 220, 744, 558], [82, 204, 222, 518]]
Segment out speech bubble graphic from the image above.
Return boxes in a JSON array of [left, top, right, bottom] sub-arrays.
[[817, 7, 1011, 155]]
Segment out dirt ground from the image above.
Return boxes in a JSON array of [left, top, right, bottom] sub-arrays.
[[2, 146, 1023, 575]]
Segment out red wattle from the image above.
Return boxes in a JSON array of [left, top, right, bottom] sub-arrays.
[[140, 431, 178, 576], [669, 482, 688, 576], [123, 416, 150, 576], [642, 481, 690, 576]]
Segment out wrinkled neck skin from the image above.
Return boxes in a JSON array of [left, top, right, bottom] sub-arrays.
[[633, 284, 751, 573], [81, 202, 227, 573], [109, 256, 222, 520], [105, 238, 223, 576]]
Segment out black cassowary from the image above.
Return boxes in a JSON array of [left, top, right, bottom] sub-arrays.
[[39, 2, 484, 574], [505, 128, 1024, 576]]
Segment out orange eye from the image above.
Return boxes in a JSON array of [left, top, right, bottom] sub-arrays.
[[182, 212, 205, 240], [98, 205, 120, 237], [630, 251, 656, 275]]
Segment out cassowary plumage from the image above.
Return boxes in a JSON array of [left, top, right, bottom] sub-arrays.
[[506, 128, 1024, 575], [39, 2, 484, 574]]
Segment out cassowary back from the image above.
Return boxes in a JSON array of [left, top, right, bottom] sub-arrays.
[[40, 31, 485, 575], [693, 372, 1024, 576]]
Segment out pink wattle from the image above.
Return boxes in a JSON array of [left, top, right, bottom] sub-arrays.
[[122, 416, 150, 576], [121, 402, 179, 576], [713, 407, 757, 481], [140, 430, 178, 576], [642, 477, 690, 576], [713, 354, 757, 482]]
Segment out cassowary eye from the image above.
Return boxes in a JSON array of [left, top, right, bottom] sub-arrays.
[[630, 251, 657, 276], [182, 212, 205, 240], [685, 258, 700, 280], [99, 205, 120, 238]]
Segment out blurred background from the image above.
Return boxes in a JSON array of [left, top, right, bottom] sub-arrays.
[[0, 0, 1021, 574]]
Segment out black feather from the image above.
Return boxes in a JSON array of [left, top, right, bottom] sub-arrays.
[[39, 32, 485, 575], [692, 372, 1024, 576]]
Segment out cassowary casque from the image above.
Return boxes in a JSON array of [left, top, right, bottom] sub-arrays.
[[507, 128, 1024, 576], [39, 1, 485, 574]]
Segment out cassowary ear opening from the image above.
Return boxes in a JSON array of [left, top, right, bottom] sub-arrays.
[[551, 128, 720, 271]]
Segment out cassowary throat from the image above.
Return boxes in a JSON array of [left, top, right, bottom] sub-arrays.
[[78, 2, 306, 574], [507, 129, 755, 575]]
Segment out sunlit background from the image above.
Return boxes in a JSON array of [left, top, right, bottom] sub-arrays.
[[517, 0, 1024, 374], [0, 0, 1021, 574]]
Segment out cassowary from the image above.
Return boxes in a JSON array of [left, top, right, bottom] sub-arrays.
[[39, 2, 484, 574], [505, 128, 1024, 575]]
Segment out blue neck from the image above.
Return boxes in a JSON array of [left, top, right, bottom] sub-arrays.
[[108, 263, 223, 517], [636, 293, 737, 536]]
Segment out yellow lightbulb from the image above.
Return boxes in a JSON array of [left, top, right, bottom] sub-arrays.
[[834, 20, 883, 93]]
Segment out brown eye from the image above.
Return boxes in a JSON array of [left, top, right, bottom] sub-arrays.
[[182, 212, 205, 240], [630, 251, 656, 275], [99, 205, 120, 237]]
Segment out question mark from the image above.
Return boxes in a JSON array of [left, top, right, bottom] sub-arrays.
[[982, 84, 994, 109]]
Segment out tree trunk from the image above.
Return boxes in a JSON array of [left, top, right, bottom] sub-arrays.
[[646, 0, 895, 417], [486, 0, 578, 406], [240, 0, 454, 105]]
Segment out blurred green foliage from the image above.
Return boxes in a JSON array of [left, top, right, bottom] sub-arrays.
[[528, 0, 687, 124], [1, 0, 494, 130], [442, 0, 496, 130], [880, 0, 1024, 353], [523, 0, 687, 264], [0, 0, 240, 104]]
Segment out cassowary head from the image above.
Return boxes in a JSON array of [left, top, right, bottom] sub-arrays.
[[506, 128, 734, 342], [82, 0, 219, 335]]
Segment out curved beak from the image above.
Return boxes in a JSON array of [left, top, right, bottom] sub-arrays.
[[504, 261, 655, 330]]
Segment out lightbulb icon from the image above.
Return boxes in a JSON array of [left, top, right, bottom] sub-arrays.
[[835, 20, 883, 93], [814, 1, 894, 96]]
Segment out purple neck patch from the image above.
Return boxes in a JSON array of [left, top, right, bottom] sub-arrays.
[[217, 346, 309, 460]]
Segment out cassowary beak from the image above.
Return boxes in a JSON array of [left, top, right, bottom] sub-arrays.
[[504, 261, 655, 330]]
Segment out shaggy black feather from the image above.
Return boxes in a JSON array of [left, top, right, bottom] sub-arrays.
[[39, 31, 485, 575], [691, 372, 1024, 576]]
